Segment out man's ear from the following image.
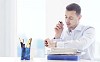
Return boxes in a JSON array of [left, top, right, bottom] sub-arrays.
[[78, 15, 82, 20]]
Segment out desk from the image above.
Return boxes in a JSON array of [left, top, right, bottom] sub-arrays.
[[0, 57, 99, 62]]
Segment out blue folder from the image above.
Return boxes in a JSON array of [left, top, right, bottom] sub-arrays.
[[47, 54, 80, 61]]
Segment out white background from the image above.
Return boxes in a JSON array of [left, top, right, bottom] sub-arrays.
[[0, 0, 17, 56]]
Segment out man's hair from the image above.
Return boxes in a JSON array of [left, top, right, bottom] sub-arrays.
[[66, 3, 81, 15]]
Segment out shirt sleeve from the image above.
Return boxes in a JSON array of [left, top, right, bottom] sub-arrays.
[[56, 27, 95, 50], [52, 36, 65, 48]]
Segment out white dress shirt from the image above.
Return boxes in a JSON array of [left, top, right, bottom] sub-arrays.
[[53, 24, 95, 60]]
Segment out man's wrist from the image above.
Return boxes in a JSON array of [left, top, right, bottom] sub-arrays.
[[53, 42, 57, 48], [54, 34, 60, 39], [53, 37, 58, 39], [55, 42, 57, 47], [54, 36, 60, 39]]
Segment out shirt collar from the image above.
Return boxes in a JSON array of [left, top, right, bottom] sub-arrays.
[[67, 24, 82, 33], [74, 24, 82, 31]]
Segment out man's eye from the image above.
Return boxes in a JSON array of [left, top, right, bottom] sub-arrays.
[[69, 17, 73, 20], [65, 17, 67, 18]]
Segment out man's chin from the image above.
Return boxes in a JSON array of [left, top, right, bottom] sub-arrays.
[[67, 25, 71, 28], [67, 26, 72, 30]]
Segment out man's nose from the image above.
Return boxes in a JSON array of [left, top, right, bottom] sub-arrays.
[[66, 19, 70, 23]]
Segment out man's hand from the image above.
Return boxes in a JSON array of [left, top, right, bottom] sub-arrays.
[[54, 21, 64, 38], [44, 38, 56, 48]]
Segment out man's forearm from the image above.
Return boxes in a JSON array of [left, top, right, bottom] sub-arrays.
[[49, 41, 57, 48], [54, 34, 61, 39]]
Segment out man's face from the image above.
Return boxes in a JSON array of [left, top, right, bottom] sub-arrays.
[[65, 10, 81, 30]]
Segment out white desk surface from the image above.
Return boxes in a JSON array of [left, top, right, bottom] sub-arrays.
[[0, 57, 99, 62]]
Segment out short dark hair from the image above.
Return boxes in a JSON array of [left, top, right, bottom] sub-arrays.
[[66, 3, 81, 15]]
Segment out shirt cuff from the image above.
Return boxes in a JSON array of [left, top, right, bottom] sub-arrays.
[[56, 42, 65, 48], [52, 38, 63, 41]]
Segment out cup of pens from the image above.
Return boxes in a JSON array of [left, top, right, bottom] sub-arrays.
[[19, 38, 32, 60]]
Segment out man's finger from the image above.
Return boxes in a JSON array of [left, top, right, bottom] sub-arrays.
[[45, 42, 48, 44], [55, 26, 60, 30], [56, 24, 61, 29], [45, 45, 48, 47]]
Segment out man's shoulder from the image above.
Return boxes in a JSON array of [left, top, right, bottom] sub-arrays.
[[83, 25, 94, 29], [80, 25, 95, 33], [79, 25, 95, 30]]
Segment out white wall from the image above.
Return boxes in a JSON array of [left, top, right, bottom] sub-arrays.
[[0, 0, 5, 57], [0, 0, 17, 57], [17, 0, 46, 40]]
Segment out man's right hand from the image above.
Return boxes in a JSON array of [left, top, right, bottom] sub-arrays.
[[44, 38, 56, 48], [54, 21, 64, 38]]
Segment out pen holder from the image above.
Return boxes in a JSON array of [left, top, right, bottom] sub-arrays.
[[21, 47, 30, 60], [19, 38, 32, 60]]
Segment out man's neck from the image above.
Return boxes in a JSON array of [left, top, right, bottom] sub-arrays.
[[68, 25, 78, 32]]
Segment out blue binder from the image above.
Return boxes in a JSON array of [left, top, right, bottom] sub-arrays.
[[47, 54, 80, 61]]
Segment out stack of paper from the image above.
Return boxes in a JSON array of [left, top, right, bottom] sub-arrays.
[[47, 48, 81, 55], [47, 48, 81, 60]]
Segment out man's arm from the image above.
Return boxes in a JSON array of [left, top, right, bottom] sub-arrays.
[[44, 21, 64, 48], [56, 27, 95, 50], [54, 21, 64, 38]]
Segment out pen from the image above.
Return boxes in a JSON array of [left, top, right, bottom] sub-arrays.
[[59, 21, 62, 24]]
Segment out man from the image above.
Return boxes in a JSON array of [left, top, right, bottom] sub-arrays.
[[45, 3, 95, 60]]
